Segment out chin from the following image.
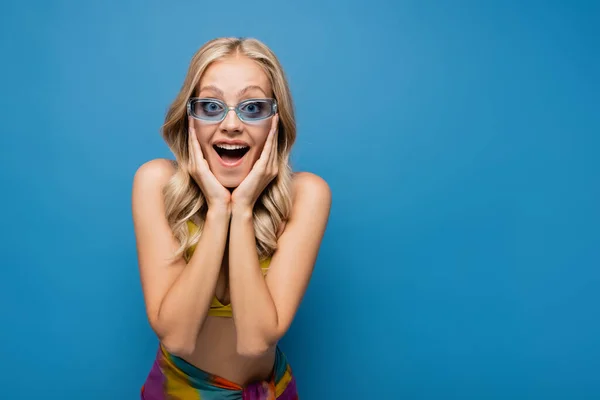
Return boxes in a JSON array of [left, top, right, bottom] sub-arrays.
[[210, 167, 249, 190], [218, 176, 243, 190], [207, 151, 256, 190]]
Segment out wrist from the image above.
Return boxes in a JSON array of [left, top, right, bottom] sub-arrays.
[[206, 205, 231, 221], [231, 203, 253, 220]]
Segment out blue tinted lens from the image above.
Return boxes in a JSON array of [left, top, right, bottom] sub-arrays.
[[191, 99, 225, 120], [238, 100, 273, 120], [188, 98, 276, 122]]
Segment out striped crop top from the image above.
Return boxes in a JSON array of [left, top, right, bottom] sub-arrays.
[[186, 220, 271, 318]]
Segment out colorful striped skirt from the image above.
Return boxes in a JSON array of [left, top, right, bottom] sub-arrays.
[[140, 344, 299, 400]]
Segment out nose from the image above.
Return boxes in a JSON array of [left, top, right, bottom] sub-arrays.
[[220, 107, 243, 134]]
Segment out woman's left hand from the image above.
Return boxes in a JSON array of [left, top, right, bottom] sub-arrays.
[[231, 114, 279, 211]]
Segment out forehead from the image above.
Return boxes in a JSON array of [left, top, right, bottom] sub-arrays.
[[199, 56, 271, 97]]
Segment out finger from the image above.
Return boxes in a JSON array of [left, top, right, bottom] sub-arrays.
[[267, 115, 279, 170], [189, 118, 207, 166], [270, 112, 278, 132], [188, 119, 196, 170], [260, 115, 278, 166]]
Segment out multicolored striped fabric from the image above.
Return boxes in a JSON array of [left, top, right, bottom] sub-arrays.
[[140, 345, 299, 400]]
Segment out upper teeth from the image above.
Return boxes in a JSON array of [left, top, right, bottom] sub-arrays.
[[216, 144, 248, 150]]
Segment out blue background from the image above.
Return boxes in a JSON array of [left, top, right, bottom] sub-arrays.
[[1, 1, 598, 399]]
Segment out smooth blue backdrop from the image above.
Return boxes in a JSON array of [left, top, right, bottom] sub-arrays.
[[1, 1, 598, 399]]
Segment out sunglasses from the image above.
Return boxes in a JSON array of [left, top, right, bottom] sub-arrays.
[[187, 97, 278, 123]]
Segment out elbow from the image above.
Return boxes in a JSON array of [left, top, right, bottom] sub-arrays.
[[237, 341, 270, 358], [236, 333, 278, 358], [236, 315, 282, 357], [160, 335, 197, 358], [150, 315, 199, 358]]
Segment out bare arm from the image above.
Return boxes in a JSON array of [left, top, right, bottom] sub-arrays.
[[228, 172, 332, 356], [132, 159, 230, 357]]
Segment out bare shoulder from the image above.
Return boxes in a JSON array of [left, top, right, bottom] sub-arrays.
[[133, 158, 177, 189], [291, 171, 332, 204], [132, 158, 178, 217], [290, 171, 332, 213], [132, 158, 179, 202]]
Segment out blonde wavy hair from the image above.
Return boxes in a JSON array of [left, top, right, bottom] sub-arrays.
[[161, 37, 296, 262]]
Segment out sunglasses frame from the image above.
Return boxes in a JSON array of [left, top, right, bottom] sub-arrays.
[[187, 97, 278, 123]]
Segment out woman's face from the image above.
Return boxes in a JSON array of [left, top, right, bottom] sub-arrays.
[[190, 55, 275, 189]]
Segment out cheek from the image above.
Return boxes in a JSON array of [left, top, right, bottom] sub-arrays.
[[249, 126, 272, 155], [199, 142, 212, 156], [194, 125, 215, 156]]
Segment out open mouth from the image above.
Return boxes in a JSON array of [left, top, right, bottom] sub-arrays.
[[213, 144, 250, 165]]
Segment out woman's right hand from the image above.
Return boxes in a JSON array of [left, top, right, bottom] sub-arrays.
[[188, 118, 231, 212]]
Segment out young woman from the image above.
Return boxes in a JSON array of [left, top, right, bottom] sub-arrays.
[[132, 37, 331, 399]]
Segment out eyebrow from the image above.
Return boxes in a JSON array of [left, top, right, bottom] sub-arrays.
[[198, 85, 267, 97]]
